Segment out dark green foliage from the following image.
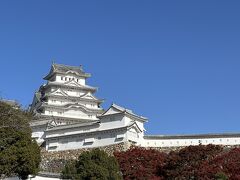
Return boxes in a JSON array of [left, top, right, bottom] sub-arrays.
[[215, 172, 228, 180], [0, 101, 41, 179], [61, 149, 122, 180], [61, 160, 78, 179]]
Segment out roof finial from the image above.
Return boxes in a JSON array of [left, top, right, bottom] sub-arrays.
[[51, 59, 55, 65]]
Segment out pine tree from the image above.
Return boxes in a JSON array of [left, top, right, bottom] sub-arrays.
[[0, 101, 41, 179]]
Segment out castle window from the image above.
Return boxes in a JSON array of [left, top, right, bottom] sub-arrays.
[[65, 77, 67, 81], [76, 138, 82, 142], [62, 140, 68, 144], [77, 79, 79, 82], [61, 77, 63, 80], [110, 117, 115, 121], [48, 146, 57, 150]]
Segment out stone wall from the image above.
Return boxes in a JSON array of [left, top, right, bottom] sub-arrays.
[[40, 142, 240, 173], [40, 142, 131, 173]]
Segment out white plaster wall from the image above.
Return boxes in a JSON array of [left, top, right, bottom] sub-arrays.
[[46, 130, 126, 151], [124, 116, 145, 139], [127, 130, 140, 145], [100, 114, 125, 129], [4, 176, 59, 180], [31, 127, 46, 144], [46, 125, 99, 138], [64, 109, 96, 119], [47, 97, 99, 111], [44, 107, 97, 120], [55, 74, 85, 85], [30, 176, 59, 180]]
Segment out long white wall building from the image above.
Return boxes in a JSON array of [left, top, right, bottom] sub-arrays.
[[30, 63, 240, 151]]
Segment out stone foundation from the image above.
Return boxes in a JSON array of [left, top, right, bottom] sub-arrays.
[[40, 143, 240, 173], [40, 142, 131, 173]]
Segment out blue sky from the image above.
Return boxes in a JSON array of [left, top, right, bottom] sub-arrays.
[[0, 1, 240, 135]]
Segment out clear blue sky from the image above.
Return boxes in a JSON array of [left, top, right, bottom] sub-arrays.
[[0, 1, 240, 135]]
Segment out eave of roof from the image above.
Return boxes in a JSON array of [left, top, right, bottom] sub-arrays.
[[44, 123, 131, 139], [100, 103, 148, 122], [43, 63, 91, 80], [44, 94, 104, 103], [45, 82, 97, 92], [41, 103, 104, 113], [33, 114, 97, 123], [45, 120, 100, 131], [112, 103, 148, 122]]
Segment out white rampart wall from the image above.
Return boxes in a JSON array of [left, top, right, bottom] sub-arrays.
[[142, 136, 240, 147], [46, 129, 127, 151]]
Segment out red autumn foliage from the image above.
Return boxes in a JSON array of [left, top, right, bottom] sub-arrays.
[[197, 148, 240, 180], [159, 144, 223, 179], [114, 145, 240, 180], [114, 147, 167, 180]]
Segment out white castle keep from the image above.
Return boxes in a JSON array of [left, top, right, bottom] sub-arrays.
[[30, 63, 240, 151]]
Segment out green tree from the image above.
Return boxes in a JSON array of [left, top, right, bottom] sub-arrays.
[[62, 149, 122, 180], [0, 101, 41, 179]]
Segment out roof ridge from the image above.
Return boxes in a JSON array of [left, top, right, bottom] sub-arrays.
[[53, 63, 82, 69]]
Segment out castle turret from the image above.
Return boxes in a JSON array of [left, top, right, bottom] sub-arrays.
[[30, 63, 104, 125]]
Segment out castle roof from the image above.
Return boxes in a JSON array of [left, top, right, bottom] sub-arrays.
[[100, 103, 148, 122], [45, 120, 100, 131], [40, 81, 97, 93], [41, 103, 104, 113], [44, 63, 91, 80]]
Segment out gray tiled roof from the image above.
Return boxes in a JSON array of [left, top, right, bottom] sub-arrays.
[[112, 103, 147, 121], [47, 81, 97, 91], [42, 103, 104, 113], [46, 120, 100, 131], [44, 63, 91, 80], [52, 63, 85, 74]]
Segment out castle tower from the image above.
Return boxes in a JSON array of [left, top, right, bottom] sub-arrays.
[[30, 63, 104, 125]]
